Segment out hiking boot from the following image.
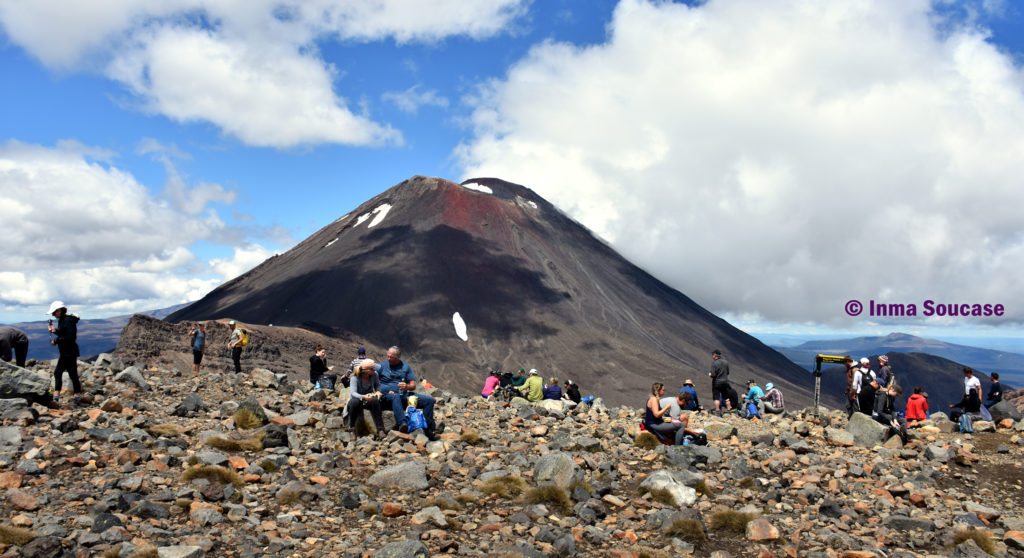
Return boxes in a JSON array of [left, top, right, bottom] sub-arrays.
[[426, 431, 440, 442], [434, 422, 446, 434], [397, 423, 409, 434]]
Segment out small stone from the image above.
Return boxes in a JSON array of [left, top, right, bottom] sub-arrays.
[[7, 488, 39, 511], [383, 503, 405, 517], [746, 517, 780, 541], [157, 546, 205, 558]]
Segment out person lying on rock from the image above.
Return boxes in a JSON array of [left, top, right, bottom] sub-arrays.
[[346, 359, 386, 439], [375, 346, 440, 441]]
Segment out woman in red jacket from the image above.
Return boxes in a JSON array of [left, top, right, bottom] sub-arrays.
[[905, 386, 929, 424]]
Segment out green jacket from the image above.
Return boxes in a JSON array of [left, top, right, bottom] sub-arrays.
[[519, 375, 543, 401]]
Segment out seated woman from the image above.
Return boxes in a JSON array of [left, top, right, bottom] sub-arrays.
[[949, 388, 981, 423], [345, 359, 386, 439], [481, 369, 501, 399], [644, 383, 687, 445], [543, 377, 562, 400]]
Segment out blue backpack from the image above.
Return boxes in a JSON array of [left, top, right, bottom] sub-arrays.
[[406, 407, 428, 432], [746, 401, 761, 419], [580, 395, 596, 405], [958, 413, 974, 433]]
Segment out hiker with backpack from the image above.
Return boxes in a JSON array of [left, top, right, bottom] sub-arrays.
[[871, 355, 894, 417], [376, 346, 441, 441], [856, 357, 877, 416], [905, 386, 929, 424], [742, 380, 764, 419], [188, 323, 206, 376], [47, 301, 82, 405], [872, 384, 908, 444], [226, 320, 248, 374], [708, 349, 733, 414], [644, 383, 687, 445], [346, 359, 386, 439], [762, 383, 785, 415], [0, 326, 29, 368]]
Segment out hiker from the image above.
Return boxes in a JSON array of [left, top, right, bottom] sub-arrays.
[[543, 376, 562, 400], [856, 357, 877, 416], [659, 390, 682, 419], [949, 387, 981, 423], [346, 359, 386, 439], [517, 369, 544, 402], [481, 369, 500, 398], [226, 320, 246, 374], [188, 323, 206, 376], [679, 379, 700, 411], [873, 384, 908, 444], [645, 383, 687, 445], [872, 355, 894, 417], [985, 373, 1003, 408], [47, 301, 82, 404], [762, 383, 785, 414], [961, 367, 983, 403], [709, 349, 732, 413], [905, 386, 929, 424], [0, 326, 29, 367], [376, 346, 440, 439], [309, 345, 334, 388], [563, 379, 582, 404], [845, 357, 860, 418], [742, 379, 764, 417], [509, 368, 528, 388]]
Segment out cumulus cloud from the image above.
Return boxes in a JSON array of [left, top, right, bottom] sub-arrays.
[[383, 85, 450, 113], [0, 141, 255, 318], [0, 0, 529, 148], [209, 244, 277, 281], [458, 0, 1024, 327]]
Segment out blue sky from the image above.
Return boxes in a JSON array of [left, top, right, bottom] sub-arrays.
[[1, 0, 1022, 349]]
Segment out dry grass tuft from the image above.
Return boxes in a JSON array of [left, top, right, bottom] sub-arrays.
[[257, 459, 279, 473], [146, 423, 181, 437], [645, 487, 677, 506], [460, 430, 482, 445], [738, 477, 755, 489], [708, 510, 754, 534], [694, 480, 710, 495], [0, 524, 36, 545], [523, 485, 573, 515], [277, 490, 301, 506], [634, 431, 660, 449], [205, 432, 265, 452], [951, 529, 996, 555], [480, 476, 527, 499], [665, 518, 707, 544], [426, 496, 463, 511], [182, 465, 244, 488], [232, 409, 263, 430]]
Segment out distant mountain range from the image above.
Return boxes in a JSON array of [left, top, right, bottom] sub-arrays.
[[3, 303, 190, 361], [776, 332, 1024, 385]]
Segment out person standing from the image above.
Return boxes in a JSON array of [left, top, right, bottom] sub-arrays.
[[188, 323, 207, 376], [962, 367, 983, 403], [226, 320, 245, 374], [985, 373, 1002, 408], [708, 349, 732, 414], [856, 357, 876, 416], [872, 355, 894, 417], [845, 357, 861, 418], [47, 301, 82, 404], [0, 326, 29, 367]]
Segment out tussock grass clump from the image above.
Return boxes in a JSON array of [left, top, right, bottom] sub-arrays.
[[206, 432, 265, 452], [257, 459, 279, 473], [359, 503, 379, 516], [694, 480, 710, 496], [426, 496, 463, 511], [0, 524, 36, 545], [232, 409, 263, 430], [460, 430, 482, 445], [634, 432, 660, 449], [738, 477, 755, 489], [569, 478, 593, 495], [637, 549, 671, 558], [480, 476, 527, 499], [146, 423, 181, 437], [665, 518, 707, 544], [708, 510, 755, 534], [277, 490, 301, 506], [952, 529, 996, 555], [182, 465, 244, 488], [645, 487, 677, 506], [523, 485, 573, 514], [455, 493, 478, 505]]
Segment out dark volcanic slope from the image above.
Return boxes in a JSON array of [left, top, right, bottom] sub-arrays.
[[170, 176, 833, 408]]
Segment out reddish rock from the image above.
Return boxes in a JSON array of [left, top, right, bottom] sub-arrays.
[[382, 502, 405, 517], [909, 493, 926, 507], [0, 472, 23, 489], [747, 517, 781, 541], [7, 489, 39, 511]]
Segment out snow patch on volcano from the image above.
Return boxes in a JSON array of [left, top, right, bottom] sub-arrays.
[[461, 182, 493, 195], [324, 238, 338, 248], [452, 312, 468, 342], [368, 203, 392, 228]]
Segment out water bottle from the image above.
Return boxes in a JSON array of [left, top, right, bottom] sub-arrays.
[[682, 435, 691, 447]]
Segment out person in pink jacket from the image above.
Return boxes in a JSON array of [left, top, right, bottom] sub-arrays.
[[482, 369, 501, 398]]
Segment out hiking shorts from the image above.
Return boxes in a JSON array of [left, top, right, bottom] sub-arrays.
[[712, 384, 729, 403], [193, 350, 204, 365]]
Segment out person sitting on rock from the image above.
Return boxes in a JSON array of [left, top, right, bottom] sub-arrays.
[[644, 383, 687, 445], [481, 369, 500, 399], [346, 359, 386, 439], [563, 380, 582, 404], [517, 369, 544, 402], [905, 386, 929, 425], [762, 383, 785, 415], [872, 384, 907, 444], [742, 380, 764, 417], [678, 379, 700, 411], [346, 345, 368, 388], [376, 346, 440, 440], [0, 326, 29, 368], [543, 376, 562, 400], [985, 373, 1002, 409], [510, 368, 528, 388], [949, 387, 981, 423], [309, 345, 333, 388]]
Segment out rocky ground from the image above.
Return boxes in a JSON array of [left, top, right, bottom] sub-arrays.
[[0, 351, 1022, 558]]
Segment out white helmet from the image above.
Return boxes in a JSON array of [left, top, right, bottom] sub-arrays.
[[48, 300, 67, 315]]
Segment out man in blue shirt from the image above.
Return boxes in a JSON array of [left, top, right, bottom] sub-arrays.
[[678, 379, 700, 411], [375, 346, 438, 439], [743, 380, 765, 417]]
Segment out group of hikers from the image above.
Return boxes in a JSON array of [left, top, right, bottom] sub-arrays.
[[479, 368, 586, 405], [0, 301, 83, 405]]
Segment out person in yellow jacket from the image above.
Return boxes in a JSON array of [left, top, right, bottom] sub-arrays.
[[518, 368, 544, 402]]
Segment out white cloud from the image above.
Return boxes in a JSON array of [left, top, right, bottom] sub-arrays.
[[458, 0, 1024, 326], [209, 244, 277, 281], [382, 85, 450, 113], [0, 141, 252, 318], [0, 0, 529, 148]]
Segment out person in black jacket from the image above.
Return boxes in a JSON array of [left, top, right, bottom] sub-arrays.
[[46, 301, 82, 403], [309, 345, 333, 388], [0, 326, 29, 367], [563, 379, 582, 404], [949, 388, 982, 422], [985, 373, 1003, 408]]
